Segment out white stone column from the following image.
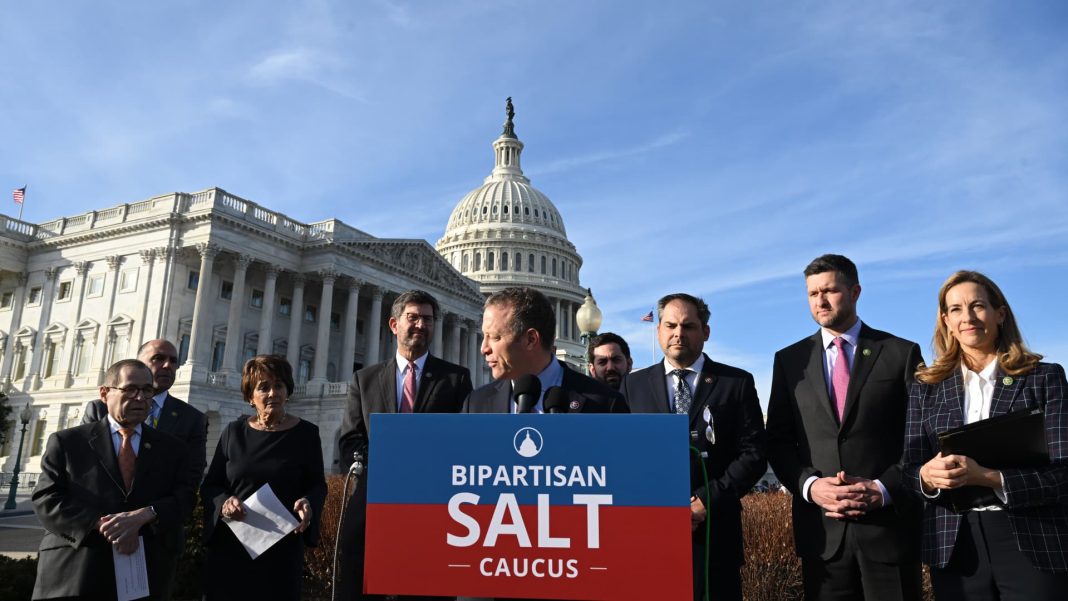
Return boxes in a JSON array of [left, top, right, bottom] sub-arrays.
[[0, 272, 28, 387], [220, 254, 251, 379], [59, 262, 91, 385], [363, 287, 383, 368], [310, 269, 337, 384], [431, 312, 444, 358], [555, 298, 562, 340], [447, 313, 462, 365], [156, 246, 178, 340], [339, 279, 361, 379], [285, 274, 306, 369], [467, 319, 480, 386], [185, 244, 219, 373], [26, 268, 59, 389], [256, 265, 279, 354], [134, 250, 157, 347], [94, 256, 125, 382]]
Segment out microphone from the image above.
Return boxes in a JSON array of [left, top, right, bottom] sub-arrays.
[[349, 451, 365, 477], [514, 374, 542, 414], [543, 386, 568, 414]]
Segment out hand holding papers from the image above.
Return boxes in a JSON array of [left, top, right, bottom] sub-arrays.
[[223, 483, 301, 559], [112, 536, 150, 601]]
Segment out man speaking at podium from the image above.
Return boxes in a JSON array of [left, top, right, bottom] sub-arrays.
[[621, 293, 766, 601], [463, 287, 626, 415]]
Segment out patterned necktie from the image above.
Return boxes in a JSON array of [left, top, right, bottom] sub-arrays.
[[117, 428, 136, 492], [671, 369, 692, 415], [400, 362, 417, 413], [831, 337, 850, 422]]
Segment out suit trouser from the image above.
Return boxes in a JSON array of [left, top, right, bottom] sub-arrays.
[[930, 510, 1068, 601], [801, 523, 922, 601]]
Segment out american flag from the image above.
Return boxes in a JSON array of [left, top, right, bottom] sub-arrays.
[[13, 187, 26, 205], [640, 310, 653, 322]]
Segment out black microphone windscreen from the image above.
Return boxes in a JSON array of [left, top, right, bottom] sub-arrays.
[[543, 386, 568, 414], [514, 374, 542, 413]]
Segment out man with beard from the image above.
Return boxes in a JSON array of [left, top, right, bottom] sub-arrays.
[[766, 255, 923, 600], [587, 332, 633, 391], [621, 293, 766, 601], [337, 290, 473, 601]]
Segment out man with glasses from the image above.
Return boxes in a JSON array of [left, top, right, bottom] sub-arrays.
[[337, 289, 473, 600], [620, 293, 766, 601], [83, 339, 208, 488], [32, 359, 194, 600]]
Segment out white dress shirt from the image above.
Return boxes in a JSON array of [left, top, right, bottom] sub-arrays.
[[662, 354, 706, 412]]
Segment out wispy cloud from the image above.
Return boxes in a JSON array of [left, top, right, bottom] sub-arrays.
[[247, 47, 367, 102], [527, 130, 690, 177]]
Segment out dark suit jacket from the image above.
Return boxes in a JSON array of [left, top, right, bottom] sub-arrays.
[[766, 324, 923, 562], [31, 421, 194, 600], [338, 354, 473, 471], [462, 361, 629, 414], [336, 354, 472, 601], [83, 392, 208, 486], [903, 362, 1068, 573], [620, 354, 766, 568]]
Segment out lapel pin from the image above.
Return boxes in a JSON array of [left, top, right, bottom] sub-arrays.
[[569, 401, 581, 411], [703, 376, 713, 384], [143, 442, 152, 450], [862, 348, 871, 357], [1002, 376, 1014, 386], [171, 411, 178, 416], [424, 372, 432, 378]]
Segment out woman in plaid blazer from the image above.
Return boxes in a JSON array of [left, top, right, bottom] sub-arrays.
[[903, 271, 1068, 600]]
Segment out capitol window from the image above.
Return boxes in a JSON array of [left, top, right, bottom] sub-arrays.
[[57, 281, 73, 302], [87, 274, 105, 297], [501, 252, 508, 271], [119, 268, 138, 293], [250, 289, 264, 309], [27, 286, 42, 306], [220, 280, 234, 300], [0, 291, 12, 309], [515, 253, 521, 271], [187, 270, 199, 291], [541, 256, 546, 274], [487, 252, 495, 270], [474, 253, 482, 271], [528, 254, 535, 273], [279, 297, 292, 316]]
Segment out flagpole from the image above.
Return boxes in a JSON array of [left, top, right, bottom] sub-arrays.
[[651, 306, 657, 364]]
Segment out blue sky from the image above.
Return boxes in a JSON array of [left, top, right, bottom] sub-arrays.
[[2, 1, 1066, 405]]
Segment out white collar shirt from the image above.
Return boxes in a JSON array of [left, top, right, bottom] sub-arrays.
[[106, 415, 143, 456], [820, 318, 863, 399], [395, 352, 429, 411], [663, 354, 706, 413], [511, 358, 564, 414]]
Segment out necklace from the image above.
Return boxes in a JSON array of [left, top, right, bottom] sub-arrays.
[[257, 408, 288, 431]]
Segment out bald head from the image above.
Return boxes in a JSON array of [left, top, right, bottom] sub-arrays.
[[137, 339, 179, 394]]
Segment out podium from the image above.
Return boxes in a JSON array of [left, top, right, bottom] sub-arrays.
[[365, 414, 693, 600]]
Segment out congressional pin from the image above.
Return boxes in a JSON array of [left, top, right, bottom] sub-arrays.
[[424, 372, 432, 378], [569, 400, 581, 411], [703, 376, 713, 384], [1002, 376, 1014, 386], [143, 442, 152, 449], [171, 411, 178, 416], [862, 348, 871, 356]]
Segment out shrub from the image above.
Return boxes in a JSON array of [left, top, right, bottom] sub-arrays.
[[0, 554, 38, 600]]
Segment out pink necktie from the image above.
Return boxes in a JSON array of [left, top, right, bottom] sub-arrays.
[[831, 337, 850, 422], [400, 362, 416, 413], [118, 428, 136, 492]]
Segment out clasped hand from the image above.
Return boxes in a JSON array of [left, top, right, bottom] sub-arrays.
[[98, 509, 152, 555], [919, 452, 1001, 493], [810, 471, 884, 519]]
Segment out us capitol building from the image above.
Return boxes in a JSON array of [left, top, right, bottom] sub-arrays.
[[0, 101, 593, 475]]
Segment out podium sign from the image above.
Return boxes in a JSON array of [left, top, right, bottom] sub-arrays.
[[365, 414, 693, 600]]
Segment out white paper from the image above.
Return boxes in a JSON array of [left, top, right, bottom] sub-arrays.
[[113, 535, 150, 601], [222, 482, 300, 559]]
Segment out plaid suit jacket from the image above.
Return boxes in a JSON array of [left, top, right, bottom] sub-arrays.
[[903, 362, 1068, 572]]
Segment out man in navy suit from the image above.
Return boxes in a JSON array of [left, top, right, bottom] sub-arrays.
[[82, 339, 207, 488], [766, 255, 923, 601], [620, 293, 766, 601], [463, 287, 627, 415], [33, 359, 194, 600], [337, 290, 473, 600]]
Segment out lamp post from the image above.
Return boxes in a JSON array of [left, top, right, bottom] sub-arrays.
[[575, 289, 603, 374], [4, 403, 33, 510]]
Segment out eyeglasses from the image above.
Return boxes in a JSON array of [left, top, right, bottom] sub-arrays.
[[404, 313, 435, 325], [107, 385, 155, 398], [703, 406, 715, 444]]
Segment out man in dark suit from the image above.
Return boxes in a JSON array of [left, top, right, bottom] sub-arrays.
[[32, 359, 194, 600], [337, 290, 473, 601], [765, 254, 923, 601], [587, 331, 633, 391], [463, 286, 627, 414], [82, 339, 208, 487], [620, 293, 766, 601]]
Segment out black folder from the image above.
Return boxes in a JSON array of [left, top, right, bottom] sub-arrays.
[[936, 406, 1048, 512]]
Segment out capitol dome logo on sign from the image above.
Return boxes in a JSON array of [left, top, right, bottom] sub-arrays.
[[513, 427, 543, 458]]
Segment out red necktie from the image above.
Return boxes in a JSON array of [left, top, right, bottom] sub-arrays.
[[831, 337, 850, 422], [118, 428, 136, 492], [400, 362, 417, 413]]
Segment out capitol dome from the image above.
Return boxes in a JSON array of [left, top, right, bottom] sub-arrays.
[[437, 99, 589, 364]]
